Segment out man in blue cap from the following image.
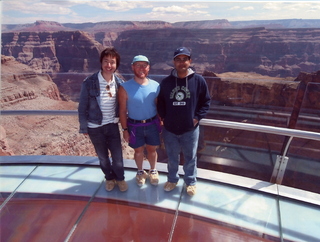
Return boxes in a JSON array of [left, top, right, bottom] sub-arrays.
[[157, 47, 211, 196], [119, 55, 161, 187]]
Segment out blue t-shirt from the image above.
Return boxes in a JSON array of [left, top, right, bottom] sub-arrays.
[[121, 78, 160, 120]]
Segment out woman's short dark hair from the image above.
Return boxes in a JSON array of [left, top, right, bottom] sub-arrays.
[[100, 47, 121, 69]]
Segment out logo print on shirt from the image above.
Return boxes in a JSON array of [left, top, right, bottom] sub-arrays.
[[171, 86, 189, 106], [175, 92, 184, 101]]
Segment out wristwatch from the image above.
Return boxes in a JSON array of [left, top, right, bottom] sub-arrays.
[[122, 128, 128, 131]]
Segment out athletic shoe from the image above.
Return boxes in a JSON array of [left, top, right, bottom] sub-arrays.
[[117, 180, 128, 192], [186, 185, 197, 196], [164, 182, 177, 191], [105, 179, 116, 191], [149, 169, 159, 185], [136, 170, 148, 186]]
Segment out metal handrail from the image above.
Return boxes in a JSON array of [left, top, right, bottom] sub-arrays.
[[199, 117, 320, 184], [200, 118, 320, 141], [0, 110, 78, 116], [2, 110, 319, 141]]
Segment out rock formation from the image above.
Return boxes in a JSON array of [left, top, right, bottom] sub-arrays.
[[2, 26, 319, 79], [114, 28, 320, 77], [1, 31, 104, 74], [204, 71, 299, 109], [1, 55, 61, 107]]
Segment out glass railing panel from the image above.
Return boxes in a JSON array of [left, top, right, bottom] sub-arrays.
[[281, 137, 320, 194], [205, 76, 298, 128], [2, 111, 319, 193], [0, 115, 96, 157], [188, 125, 283, 182], [294, 82, 320, 133], [277, 82, 320, 193]]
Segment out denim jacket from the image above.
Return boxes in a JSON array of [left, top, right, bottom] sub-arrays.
[[78, 71, 124, 133]]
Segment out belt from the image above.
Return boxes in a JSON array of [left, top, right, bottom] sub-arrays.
[[128, 116, 157, 124]]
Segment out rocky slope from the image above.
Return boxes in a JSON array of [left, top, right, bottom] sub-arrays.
[[0, 55, 134, 158], [1, 55, 61, 106]]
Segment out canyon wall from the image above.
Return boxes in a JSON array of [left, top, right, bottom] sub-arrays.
[[114, 28, 320, 77], [2, 25, 320, 78], [1, 31, 104, 74]]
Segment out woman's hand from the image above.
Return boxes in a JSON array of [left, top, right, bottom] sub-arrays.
[[123, 130, 130, 143]]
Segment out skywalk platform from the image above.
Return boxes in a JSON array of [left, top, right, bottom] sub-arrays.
[[1, 155, 319, 242]]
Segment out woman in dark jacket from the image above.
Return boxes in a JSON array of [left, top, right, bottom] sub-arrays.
[[78, 47, 127, 192]]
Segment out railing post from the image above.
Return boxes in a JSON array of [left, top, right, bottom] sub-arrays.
[[271, 76, 310, 184], [270, 155, 289, 184], [270, 135, 293, 184]]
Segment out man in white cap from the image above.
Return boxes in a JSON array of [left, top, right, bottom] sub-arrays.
[[157, 47, 211, 196], [119, 55, 161, 187]]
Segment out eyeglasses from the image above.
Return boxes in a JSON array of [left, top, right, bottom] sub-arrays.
[[106, 85, 112, 97], [174, 57, 190, 62], [134, 63, 149, 68]]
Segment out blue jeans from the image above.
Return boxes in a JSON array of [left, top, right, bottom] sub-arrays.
[[162, 126, 199, 186], [88, 123, 125, 181]]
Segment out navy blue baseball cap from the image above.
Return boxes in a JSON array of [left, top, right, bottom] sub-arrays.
[[173, 47, 191, 59]]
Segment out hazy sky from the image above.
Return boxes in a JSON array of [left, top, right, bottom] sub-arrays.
[[2, 0, 320, 25]]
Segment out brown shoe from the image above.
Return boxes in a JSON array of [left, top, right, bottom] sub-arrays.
[[136, 170, 148, 186], [117, 180, 128, 192], [105, 179, 116, 191], [148, 170, 159, 186], [164, 182, 177, 192], [186, 185, 196, 196]]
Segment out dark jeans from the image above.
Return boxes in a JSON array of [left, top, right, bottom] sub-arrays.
[[88, 123, 125, 181]]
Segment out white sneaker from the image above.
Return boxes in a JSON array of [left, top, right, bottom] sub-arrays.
[[149, 170, 159, 185], [136, 170, 148, 186]]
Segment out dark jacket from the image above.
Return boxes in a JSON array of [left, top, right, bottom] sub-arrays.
[[78, 71, 124, 133], [157, 68, 211, 135]]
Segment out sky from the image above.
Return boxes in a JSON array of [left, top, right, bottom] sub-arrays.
[[1, 0, 320, 25]]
